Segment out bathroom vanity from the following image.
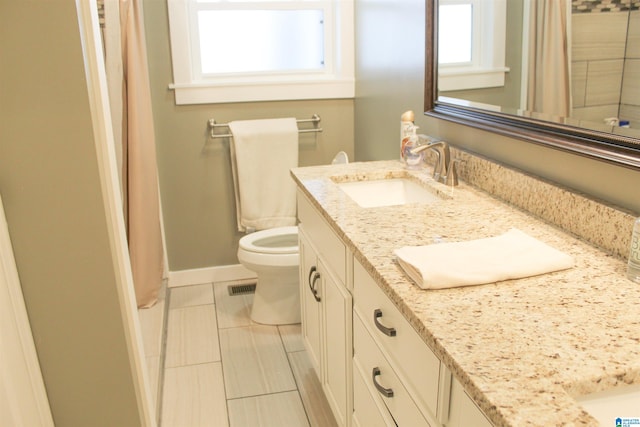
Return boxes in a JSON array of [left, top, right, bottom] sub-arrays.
[[292, 155, 640, 427]]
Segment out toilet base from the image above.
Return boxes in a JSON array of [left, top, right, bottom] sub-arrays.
[[250, 266, 301, 325]]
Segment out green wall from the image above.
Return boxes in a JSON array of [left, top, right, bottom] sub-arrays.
[[143, 1, 355, 271], [0, 2, 143, 425], [355, 0, 429, 161]]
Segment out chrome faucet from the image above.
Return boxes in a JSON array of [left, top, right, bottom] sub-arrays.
[[411, 140, 458, 186]]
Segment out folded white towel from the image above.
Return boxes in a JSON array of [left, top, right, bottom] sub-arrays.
[[229, 118, 298, 232], [394, 228, 574, 290]]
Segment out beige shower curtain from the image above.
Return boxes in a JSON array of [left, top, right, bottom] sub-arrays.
[[526, 0, 572, 119], [103, 0, 164, 308]]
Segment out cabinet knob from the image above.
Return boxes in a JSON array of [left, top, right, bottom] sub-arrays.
[[373, 309, 396, 337], [372, 367, 394, 398]]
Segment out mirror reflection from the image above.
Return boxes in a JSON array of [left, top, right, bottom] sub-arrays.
[[436, 0, 640, 141]]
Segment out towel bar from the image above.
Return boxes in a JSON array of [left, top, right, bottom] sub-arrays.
[[208, 114, 322, 139]]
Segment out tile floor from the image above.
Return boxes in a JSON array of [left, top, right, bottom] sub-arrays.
[[159, 280, 338, 427]]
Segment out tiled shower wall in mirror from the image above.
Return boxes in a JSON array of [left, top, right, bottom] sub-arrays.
[[571, 2, 640, 128]]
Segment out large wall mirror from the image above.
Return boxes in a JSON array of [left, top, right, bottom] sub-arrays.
[[425, 0, 640, 169]]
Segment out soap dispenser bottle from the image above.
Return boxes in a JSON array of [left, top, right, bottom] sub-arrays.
[[627, 217, 640, 283], [400, 110, 415, 162], [402, 125, 423, 169]]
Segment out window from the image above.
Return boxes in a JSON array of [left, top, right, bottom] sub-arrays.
[[167, 0, 354, 104], [438, 3, 473, 65], [438, 0, 509, 92]]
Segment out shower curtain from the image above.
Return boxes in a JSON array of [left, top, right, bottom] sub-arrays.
[[102, 0, 164, 308], [526, 0, 572, 119]]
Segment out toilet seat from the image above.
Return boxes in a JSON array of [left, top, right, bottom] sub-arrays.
[[238, 226, 298, 254], [238, 226, 299, 275]]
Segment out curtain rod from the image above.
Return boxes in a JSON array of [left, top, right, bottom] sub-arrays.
[[208, 114, 322, 139]]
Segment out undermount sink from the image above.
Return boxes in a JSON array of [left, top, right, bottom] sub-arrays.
[[334, 177, 443, 208], [575, 384, 640, 425]]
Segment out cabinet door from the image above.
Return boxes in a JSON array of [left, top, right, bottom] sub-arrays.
[[321, 257, 352, 427], [299, 227, 323, 375], [446, 377, 492, 427]]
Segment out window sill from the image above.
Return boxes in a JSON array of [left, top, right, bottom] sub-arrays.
[[169, 78, 355, 105], [439, 67, 510, 92]]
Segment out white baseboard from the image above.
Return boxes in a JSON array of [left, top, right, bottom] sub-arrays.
[[168, 264, 257, 288]]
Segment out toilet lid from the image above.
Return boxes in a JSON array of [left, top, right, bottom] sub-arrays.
[[239, 226, 299, 254]]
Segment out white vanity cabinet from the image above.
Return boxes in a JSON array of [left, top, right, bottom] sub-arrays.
[[297, 190, 353, 427], [297, 188, 492, 427]]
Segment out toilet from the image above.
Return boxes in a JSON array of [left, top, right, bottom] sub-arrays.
[[236, 151, 350, 324], [237, 226, 300, 325], [230, 116, 349, 325]]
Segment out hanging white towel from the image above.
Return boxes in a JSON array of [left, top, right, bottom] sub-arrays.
[[229, 118, 298, 232], [394, 228, 574, 290]]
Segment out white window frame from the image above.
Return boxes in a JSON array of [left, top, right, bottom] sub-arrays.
[[167, 0, 355, 105], [438, 0, 509, 92]]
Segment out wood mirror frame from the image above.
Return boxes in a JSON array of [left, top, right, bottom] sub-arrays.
[[424, 0, 640, 170]]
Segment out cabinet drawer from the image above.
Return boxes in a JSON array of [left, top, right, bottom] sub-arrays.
[[354, 312, 431, 427], [297, 189, 346, 285], [352, 356, 396, 427], [353, 259, 441, 422]]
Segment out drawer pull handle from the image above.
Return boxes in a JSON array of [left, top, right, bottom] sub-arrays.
[[308, 266, 317, 287], [373, 309, 396, 337], [372, 367, 394, 398], [311, 271, 321, 302]]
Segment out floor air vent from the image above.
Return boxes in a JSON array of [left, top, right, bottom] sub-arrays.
[[228, 283, 257, 296]]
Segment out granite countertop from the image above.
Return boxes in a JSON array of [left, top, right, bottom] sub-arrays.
[[290, 160, 640, 427]]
